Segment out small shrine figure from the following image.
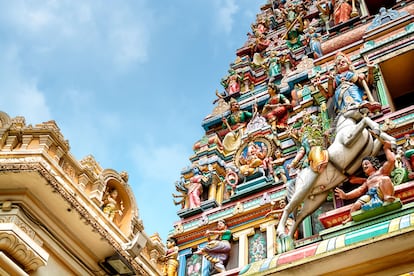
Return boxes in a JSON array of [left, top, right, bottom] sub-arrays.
[[195, 219, 232, 273], [266, 50, 282, 83], [316, 0, 332, 34], [221, 98, 257, 153], [161, 237, 179, 276], [261, 83, 291, 133], [221, 69, 243, 96], [186, 166, 207, 209], [239, 141, 270, 177], [304, 26, 323, 59], [271, 149, 288, 184], [335, 140, 397, 223], [102, 188, 123, 221], [332, 0, 353, 25], [316, 52, 381, 114]]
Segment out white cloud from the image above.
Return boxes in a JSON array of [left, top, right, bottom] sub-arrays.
[[0, 1, 154, 69], [0, 45, 51, 124], [213, 0, 239, 34]]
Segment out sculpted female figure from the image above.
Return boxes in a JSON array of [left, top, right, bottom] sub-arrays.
[[195, 219, 232, 273], [261, 83, 291, 132]]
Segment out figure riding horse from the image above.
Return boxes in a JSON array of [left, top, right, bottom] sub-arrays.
[[276, 107, 396, 252]]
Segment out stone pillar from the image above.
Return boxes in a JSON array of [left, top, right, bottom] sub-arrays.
[[260, 220, 278, 257], [232, 228, 255, 267]]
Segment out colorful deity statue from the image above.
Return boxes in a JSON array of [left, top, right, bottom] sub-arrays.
[[335, 140, 397, 223], [221, 69, 243, 96], [161, 237, 179, 276], [239, 141, 271, 177], [316, 52, 381, 114], [221, 98, 257, 153], [332, 0, 353, 25], [261, 83, 291, 132], [304, 26, 323, 59], [266, 50, 282, 83], [195, 219, 232, 273], [316, 0, 332, 34], [282, 2, 305, 50]]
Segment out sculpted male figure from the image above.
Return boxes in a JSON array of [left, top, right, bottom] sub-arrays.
[[335, 140, 396, 223]]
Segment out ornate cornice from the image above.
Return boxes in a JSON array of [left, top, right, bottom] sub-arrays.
[[0, 161, 147, 275], [0, 231, 46, 271]]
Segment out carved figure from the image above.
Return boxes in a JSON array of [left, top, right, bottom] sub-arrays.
[[335, 140, 397, 223], [102, 188, 123, 221], [221, 98, 256, 153], [261, 83, 291, 132], [266, 50, 282, 82], [316, 0, 332, 34], [161, 237, 179, 276], [221, 69, 243, 96], [304, 27, 323, 59], [276, 108, 396, 252], [332, 0, 352, 25], [317, 52, 381, 114], [186, 167, 206, 209], [272, 149, 288, 184], [195, 219, 231, 273], [239, 141, 269, 177]]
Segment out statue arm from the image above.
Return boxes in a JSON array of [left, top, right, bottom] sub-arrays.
[[381, 141, 396, 176]]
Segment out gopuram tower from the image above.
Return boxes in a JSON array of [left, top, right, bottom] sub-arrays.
[[166, 0, 414, 275]]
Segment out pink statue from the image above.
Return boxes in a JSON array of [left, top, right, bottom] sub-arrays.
[[187, 167, 205, 209], [333, 0, 352, 25]]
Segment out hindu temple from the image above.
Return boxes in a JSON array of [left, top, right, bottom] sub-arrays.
[[168, 0, 414, 275]]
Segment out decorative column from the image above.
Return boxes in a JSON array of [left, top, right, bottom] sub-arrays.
[[177, 248, 192, 276], [260, 221, 278, 257], [232, 228, 255, 267]]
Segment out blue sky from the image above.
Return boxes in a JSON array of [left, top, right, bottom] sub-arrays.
[[0, 0, 263, 241]]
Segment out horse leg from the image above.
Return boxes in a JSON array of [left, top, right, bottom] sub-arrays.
[[276, 168, 319, 238], [288, 190, 330, 237], [342, 119, 367, 147]]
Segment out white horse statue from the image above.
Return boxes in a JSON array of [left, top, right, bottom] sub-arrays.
[[276, 108, 396, 252]]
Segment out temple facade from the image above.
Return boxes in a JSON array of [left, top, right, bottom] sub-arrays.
[[169, 0, 414, 275], [0, 112, 166, 275]]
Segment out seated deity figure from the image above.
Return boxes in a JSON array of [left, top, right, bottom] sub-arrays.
[[261, 83, 291, 132]]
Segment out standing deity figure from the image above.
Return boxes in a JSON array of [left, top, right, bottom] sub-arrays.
[[261, 83, 291, 132], [332, 0, 352, 25], [221, 69, 243, 96], [186, 167, 206, 209], [161, 238, 179, 276], [317, 52, 381, 114], [305, 27, 323, 59], [195, 220, 232, 273]]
